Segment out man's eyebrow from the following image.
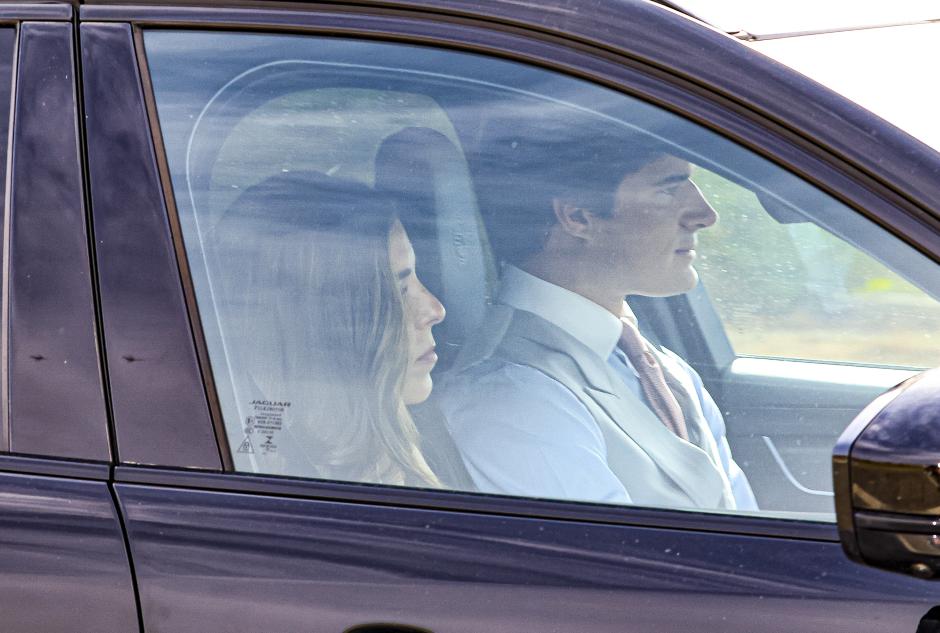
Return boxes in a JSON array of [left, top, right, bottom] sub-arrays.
[[654, 173, 690, 187], [397, 268, 413, 281]]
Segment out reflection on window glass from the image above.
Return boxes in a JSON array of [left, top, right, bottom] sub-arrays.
[[695, 169, 940, 368], [209, 89, 461, 217], [145, 30, 939, 522]]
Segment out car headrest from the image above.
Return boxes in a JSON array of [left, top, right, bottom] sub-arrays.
[[375, 126, 496, 369]]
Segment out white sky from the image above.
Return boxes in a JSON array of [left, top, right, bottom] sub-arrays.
[[665, 2, 940, 151], [748, 21, 940, 152], [672, 0, 940, 36]]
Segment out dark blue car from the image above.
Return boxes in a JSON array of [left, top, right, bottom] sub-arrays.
[[2, 1, 939, 631]]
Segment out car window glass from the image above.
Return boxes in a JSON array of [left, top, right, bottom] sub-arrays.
[[144, 30, 940, 521], [694, 169, 940, 368]]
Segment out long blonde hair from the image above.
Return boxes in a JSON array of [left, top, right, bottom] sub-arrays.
[[213, 171, 439, 487]]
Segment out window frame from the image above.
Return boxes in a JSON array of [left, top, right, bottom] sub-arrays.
[[8, 20, 111, 461], [0, 6, 115, 465], [91, 0, 940, 538]]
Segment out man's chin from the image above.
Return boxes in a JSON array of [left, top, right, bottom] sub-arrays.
[[671, 267, 699, 294], [632, 271, 698, 298]]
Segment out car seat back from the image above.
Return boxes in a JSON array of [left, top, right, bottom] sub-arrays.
[[374, 126, 497, 370]]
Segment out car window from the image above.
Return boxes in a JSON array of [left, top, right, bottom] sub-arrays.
[[694, 169, 940, 368], [144, 30, 940, 520]]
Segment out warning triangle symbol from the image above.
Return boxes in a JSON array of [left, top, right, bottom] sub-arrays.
[[237, 436, 255, 454]]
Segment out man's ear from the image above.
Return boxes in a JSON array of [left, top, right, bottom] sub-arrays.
[[552, 197, 595, 241]]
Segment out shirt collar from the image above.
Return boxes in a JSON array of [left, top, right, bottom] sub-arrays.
[[497, 265, 624, 359]]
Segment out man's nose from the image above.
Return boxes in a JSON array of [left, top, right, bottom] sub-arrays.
[[681, 182, 718, 230]]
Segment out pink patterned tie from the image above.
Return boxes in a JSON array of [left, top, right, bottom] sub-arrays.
[[618, 314, 689, 441]]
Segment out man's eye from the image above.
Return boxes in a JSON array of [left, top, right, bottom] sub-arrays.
[[661, 179, 690, 196]]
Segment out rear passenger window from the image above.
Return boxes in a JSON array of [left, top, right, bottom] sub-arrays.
[[145, 31, 940, 520]]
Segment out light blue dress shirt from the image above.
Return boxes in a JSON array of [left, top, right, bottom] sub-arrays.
[[440, 266, 758, 510]]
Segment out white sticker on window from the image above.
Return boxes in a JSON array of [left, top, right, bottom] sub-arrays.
[[239, 399, 291, 457]]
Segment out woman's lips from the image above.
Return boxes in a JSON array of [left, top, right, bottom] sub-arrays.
[[416, 346, 438, 365]]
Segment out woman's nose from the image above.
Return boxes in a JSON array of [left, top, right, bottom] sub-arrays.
[[415, 285, 446, 328]]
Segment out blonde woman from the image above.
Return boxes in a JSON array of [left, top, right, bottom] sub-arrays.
[[213, 171, 446, 487]]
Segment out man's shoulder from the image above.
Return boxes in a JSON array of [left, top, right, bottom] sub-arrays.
[[439, 356, 561, 400], [437, 353, 586, 417], [448, 303, 515, 371], [435, 358, 598, 440], [454, 304, 588, 370]]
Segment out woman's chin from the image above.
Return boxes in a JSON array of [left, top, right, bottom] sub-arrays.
[[403, 374, 434, 406]]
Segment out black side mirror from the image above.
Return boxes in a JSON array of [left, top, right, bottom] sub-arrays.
[[833, 368, 940, 580]]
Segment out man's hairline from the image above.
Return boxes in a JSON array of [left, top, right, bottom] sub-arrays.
[[552, 149, 675, 219]]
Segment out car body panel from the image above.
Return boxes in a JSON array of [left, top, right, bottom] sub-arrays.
[[117, 479, 938, 633], [0, 462, 138, 633], [70, 2, 940, 631], [9, 21, 110, 460], [0, 17, 134, 633], [0, 1, 935, 630], [0, 3, 72, 20], [80, 21, 222, 469]]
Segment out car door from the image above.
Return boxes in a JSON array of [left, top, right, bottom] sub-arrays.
[[79, 2, 940, 632], [0, 6, 137, 632]]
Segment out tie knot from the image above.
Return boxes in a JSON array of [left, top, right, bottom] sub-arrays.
[[616, 315, 689, 441], [618, 316, 647, 359]]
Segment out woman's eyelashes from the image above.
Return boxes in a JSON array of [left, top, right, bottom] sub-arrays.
[[396, 266, 414, 296]]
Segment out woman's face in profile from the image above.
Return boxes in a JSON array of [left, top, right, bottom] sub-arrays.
[[388, 220, 446, 405]]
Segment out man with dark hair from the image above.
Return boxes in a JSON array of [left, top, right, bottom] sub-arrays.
[[439, 119, 757, 510]]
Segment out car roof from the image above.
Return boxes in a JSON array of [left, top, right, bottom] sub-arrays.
[[76, 0, 940, 222]]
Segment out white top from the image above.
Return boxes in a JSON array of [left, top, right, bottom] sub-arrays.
[[440, 266, 758, 509]]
